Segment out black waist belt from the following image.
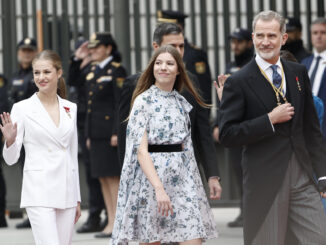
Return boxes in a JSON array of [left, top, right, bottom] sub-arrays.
[[148, 144, 183, 152]]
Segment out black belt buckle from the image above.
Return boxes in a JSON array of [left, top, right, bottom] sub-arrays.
[[148, 144, 183, 152]]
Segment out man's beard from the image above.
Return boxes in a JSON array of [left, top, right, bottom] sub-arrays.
[[255, 46, 280, 61]]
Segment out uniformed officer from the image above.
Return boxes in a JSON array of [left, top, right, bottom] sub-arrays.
[[226, 28, 253, 75], [68, 38, 105, 233], [9, 38, 38, 229], [9, 38, 38, 107], [157, 10, 213, 104], [0, 74, 8, 228], [72, 32, 127, 238], [214, 28, 254, 228], [282, 17, 311, 62]]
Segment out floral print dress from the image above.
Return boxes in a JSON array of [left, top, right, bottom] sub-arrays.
[[111, 85, 218, 244]]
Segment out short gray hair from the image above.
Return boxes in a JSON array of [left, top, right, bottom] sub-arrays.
[[252, 10, 286, 34], [311, 18, 326, 28]]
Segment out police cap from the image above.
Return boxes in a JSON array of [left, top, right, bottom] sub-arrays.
[[17, 38, 37, 50], [229, 28, 252, 41], [88, 32, 117, 50], [157, 10, 188, 26], [286, 17, 302, 32]]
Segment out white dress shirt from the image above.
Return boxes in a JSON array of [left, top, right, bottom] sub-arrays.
[[98, 55, 113, 69], [255, 54, 287, 95], [308, 50, 326, 96]]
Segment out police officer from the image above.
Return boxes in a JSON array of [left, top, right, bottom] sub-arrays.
[[226, 28, 253, 74], [72, 32, 127, 238], [282, 17, 311, 62], [157, 10, 213, 104], [0, 74, 8, 228], [213, 28, 254, 228], [68, 38, 106, 233], [9, 38, 38, 229], [9, 38, 38, 107]]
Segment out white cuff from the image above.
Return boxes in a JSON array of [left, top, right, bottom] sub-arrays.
[[318, 176, 326, 181], [3, 141, 19, 165], [268, 115, 275, 132]]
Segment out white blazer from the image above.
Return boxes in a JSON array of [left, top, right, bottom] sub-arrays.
[[3, 94, 81, 209]]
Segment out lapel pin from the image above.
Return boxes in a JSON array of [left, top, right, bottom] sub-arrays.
[[63, 106, 71, 118], [296, 76, 301, 91]]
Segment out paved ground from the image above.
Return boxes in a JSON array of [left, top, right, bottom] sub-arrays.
[[0, 208, 244, 245]]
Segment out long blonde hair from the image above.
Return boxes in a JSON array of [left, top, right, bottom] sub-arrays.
[[130, 45, 208, 111], [32, 50, 67, 99]]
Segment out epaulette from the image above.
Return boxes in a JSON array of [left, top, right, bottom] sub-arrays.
[[111, 61, 121, 68]]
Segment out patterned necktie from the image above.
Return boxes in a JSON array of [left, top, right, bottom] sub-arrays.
[[310, 56, 321, 88], [270, 64, 282, 89]]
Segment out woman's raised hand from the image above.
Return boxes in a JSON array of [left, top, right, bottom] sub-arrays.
[[75, 41, 90, 60], [214, 74, 230, 101], [0, 112, 17, 147], [155, 186, 174, 217]]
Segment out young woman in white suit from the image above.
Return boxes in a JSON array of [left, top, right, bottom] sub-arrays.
[[0, 50, 81, 245]]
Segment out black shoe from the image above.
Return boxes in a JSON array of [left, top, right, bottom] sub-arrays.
[[77, 220, 102, 233], [0, 217, 7, 228], [227, 213, 243, 228], [16, 218, 31, 229], [94, 232, 112, 238]]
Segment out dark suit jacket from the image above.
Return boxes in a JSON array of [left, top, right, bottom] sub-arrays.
[[183, 39, 212, 104], [302, 55, 326, 137], [219, 58, 326, 245], [117, 72, 220, 179]]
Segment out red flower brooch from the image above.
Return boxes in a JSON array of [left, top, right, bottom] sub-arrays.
[[63, 106, 71, 118]]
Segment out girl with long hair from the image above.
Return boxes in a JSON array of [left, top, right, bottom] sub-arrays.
[[112, 45, 217, 245]]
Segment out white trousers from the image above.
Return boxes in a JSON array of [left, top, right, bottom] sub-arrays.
[[26, 206, 76, 245]]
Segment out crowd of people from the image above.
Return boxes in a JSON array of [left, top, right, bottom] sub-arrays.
[[0, 8, 326, 245]]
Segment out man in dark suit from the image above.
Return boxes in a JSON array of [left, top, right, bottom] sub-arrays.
[[157, 10, 212, 104], [214, 27, 254, 228], [118, 23, 222, 200], [301, 18, 326, 138], [219, 11, 326, 245]]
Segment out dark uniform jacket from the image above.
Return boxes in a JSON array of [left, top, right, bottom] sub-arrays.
[[117, 72, 220, 179], [9, 66, 36, 106], [183, 39, 212, 104], [225, 48, 254, 75], [218, 58, 326, 245], [282, 39, 311, 62], [68, 58, 90, 131], [70, 58, 127, 140]]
